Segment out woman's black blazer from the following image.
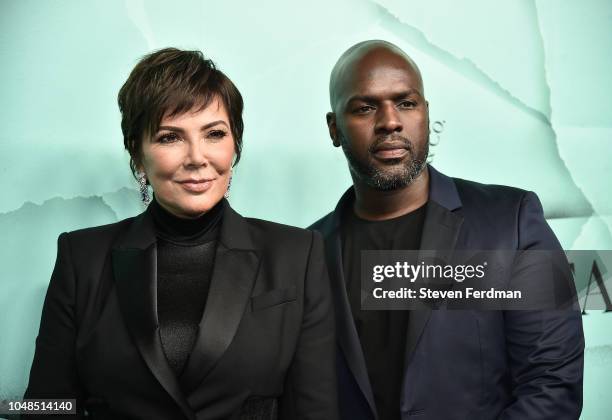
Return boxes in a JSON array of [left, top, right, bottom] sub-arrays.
[[24, 203, 338, 420]]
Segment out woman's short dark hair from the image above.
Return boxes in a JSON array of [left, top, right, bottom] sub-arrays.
[[118, 47, 244, 177]]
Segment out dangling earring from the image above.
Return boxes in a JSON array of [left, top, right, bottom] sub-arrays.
[[137, 171, 151, 206], [224, 172, 232, 199]]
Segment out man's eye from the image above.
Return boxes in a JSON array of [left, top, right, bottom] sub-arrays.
[[354, 105, 374, 114], [398, 101, 416, 109], [157, 133, 179, 143]]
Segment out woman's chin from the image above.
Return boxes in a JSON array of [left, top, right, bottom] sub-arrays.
[[172, 198, 221, 219], [155, 191, 222, 219]]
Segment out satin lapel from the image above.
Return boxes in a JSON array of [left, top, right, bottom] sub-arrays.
[[405, 200, 464, 363], [112, 212, 195, 420], [322, 199, 378, 419], [180, 205, 260, 393]]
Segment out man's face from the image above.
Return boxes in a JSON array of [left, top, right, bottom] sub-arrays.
[[329, 50, 429, 190]]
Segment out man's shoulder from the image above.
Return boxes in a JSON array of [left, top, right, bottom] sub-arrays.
[[451, 176, 560, 249], [450, 176, 546, 237], [306, 177, 534, 231], [452, 176, 530, 209]]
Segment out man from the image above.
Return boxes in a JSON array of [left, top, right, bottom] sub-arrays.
[[310, 40, 584, 420]]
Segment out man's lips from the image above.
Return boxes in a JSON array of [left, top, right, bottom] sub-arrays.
[[371, 142, 410, 160]]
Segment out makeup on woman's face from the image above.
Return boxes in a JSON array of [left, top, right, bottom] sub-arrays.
[[140, 97, 235, 219]]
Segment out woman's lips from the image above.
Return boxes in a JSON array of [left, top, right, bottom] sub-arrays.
[[177, 179, 214, 193]]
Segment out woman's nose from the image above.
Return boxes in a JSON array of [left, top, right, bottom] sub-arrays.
[[184, 140, 208, 167]]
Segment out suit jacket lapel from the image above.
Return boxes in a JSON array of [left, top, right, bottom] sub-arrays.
[[321, 189, 379, 419], [180, 204, 260, 393], [404, 165, 464, 363], [112, 210, 195, 420]]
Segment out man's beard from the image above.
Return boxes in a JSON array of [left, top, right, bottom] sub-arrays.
[[340, 132, 429, 191]]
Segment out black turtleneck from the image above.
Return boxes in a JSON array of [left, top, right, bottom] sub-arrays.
[[150, 196, 224, 378]]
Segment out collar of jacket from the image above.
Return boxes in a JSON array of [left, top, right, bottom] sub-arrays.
[[111, 199, 260, 420], [327, 164, 463, 232], [114, 198, 256, 252]]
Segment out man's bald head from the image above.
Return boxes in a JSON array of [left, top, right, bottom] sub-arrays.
[[325, 40, 430, 193], [329, 40, 424, 112]]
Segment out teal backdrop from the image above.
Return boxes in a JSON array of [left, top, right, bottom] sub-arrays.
[[1, 1, 611, 418]]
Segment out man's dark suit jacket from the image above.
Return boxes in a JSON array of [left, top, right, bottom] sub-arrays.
[[24, 202, 339, 420], [309, 165, 584, 420]]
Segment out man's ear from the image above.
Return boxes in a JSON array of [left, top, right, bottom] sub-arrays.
[[326, 112, 341, 147]]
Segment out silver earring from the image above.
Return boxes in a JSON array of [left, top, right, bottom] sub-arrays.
[[224, 174, 232, 199], [137, 171, 151, 206]]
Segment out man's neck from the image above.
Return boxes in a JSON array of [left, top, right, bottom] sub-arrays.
[[352, 169, 429, 221]]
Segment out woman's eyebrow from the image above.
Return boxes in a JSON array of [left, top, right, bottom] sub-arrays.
[[199, 120, 229, 131], [158, 120, 229, 133]]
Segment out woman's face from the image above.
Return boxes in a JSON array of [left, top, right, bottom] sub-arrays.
[[139, 97, 235, 219]]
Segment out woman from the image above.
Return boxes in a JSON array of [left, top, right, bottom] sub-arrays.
[[24, 48, 338, 420]]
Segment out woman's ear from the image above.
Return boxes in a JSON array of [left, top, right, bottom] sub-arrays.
[[134, 158, 144, 175]]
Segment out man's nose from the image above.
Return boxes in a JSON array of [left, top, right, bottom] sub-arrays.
[[375, 103, 403, 134]]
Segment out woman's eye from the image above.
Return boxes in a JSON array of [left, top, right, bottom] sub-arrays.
[[208, 130, 227, 139], [157, 133, 179, 143]]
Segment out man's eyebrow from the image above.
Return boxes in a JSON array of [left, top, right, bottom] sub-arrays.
[[157, 120, 229, 133], [346, 95, 378, 104], [393, 89, 423, 100], [346, 89, 423, 104]]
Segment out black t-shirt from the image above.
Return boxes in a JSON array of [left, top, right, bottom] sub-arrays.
[[341, 203, 427, 420]]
